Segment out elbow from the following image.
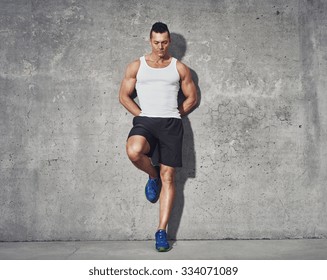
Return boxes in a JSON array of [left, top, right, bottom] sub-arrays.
[[119, 94, 125, 106]]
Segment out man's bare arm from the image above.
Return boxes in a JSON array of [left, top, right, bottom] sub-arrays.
[[119, 60, 142, 116], [177, 61, 198, 117]]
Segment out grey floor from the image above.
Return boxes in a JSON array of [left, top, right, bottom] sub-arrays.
[[0, 239, 327, 260]]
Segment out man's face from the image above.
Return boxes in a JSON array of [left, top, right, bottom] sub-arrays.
[[150, 31, 171, 58]]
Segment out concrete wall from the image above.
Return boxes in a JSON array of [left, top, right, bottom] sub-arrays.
[[1, 0, 326, 241]]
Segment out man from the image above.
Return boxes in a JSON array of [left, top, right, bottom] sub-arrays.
[[119, 22, 197, 252]]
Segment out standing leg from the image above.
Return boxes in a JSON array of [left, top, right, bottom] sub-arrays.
[[158, 164, 176, 230], [155, 164, 175, 252]]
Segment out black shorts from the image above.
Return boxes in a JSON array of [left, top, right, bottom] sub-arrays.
[[127, 116, 184, 167]]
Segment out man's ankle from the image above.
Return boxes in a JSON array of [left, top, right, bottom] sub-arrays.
[[149, 166, 160, 179]]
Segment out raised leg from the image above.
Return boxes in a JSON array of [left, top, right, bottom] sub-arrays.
[[126, 135, 158, 178]]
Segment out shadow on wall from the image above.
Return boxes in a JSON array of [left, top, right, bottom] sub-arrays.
[[168, 33, 201, 240]]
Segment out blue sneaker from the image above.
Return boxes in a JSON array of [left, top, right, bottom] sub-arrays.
[[155, 229, 170, 252], [145, 166, 161, 203]]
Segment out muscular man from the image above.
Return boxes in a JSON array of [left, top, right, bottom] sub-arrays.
[[119, 22, 197, 252]]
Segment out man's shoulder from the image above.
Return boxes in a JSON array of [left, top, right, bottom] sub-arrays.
[[126, 58, 141, 76], [128, 58, 141, 68], [176, 59, 190, 77]]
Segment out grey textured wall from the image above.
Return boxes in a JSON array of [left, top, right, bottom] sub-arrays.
[[1, 0, 327, 241]]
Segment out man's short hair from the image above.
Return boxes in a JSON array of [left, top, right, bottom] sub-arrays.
[[150, 22, 170, 38]]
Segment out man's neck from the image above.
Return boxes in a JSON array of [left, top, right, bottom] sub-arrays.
[[149, 53, 171, 64]]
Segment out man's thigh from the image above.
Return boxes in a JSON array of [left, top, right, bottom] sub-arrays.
[[127, 116, 157, 157], [157, 118, 183, 167]]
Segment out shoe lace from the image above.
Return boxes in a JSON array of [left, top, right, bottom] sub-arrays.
[[148, 177, 159, 189], [157, 230, 167, 240]]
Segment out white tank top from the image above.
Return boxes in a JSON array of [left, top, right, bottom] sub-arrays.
[[136, 56, 181, 118]]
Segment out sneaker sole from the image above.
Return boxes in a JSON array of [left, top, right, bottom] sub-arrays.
[[156, 246, 171, 252]]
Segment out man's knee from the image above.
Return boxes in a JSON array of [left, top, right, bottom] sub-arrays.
[[126, 143, 142, 162], [160, 166, 175, 185], [126, 136, 149, 162]]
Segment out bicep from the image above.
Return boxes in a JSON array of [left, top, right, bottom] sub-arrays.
[[120, 76, 136, 97], [119, 62, 138, 97], [180, 69, 197, 99]]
